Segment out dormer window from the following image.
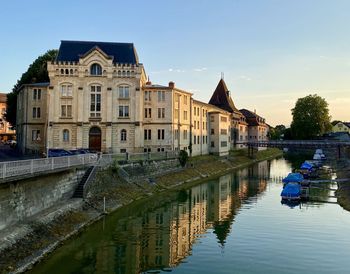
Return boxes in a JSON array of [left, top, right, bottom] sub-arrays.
[[90, 63, 102, 76]]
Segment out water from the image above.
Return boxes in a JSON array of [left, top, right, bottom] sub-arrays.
[[29, 158, 350, 274]]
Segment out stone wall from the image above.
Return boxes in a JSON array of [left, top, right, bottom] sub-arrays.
[[0, 168, 85, 231]]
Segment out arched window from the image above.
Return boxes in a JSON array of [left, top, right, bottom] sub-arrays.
[[90, 63, 102, 76], [63, 129, 70, 142], [121, 129, 127, 141]]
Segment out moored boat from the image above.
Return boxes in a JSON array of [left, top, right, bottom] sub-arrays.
[[281, 182, 301, 200]]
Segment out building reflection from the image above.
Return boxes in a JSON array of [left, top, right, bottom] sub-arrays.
[[100, 161, 270, 274]]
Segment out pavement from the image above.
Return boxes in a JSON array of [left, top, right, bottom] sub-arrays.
[[0, 143, 40, 162]]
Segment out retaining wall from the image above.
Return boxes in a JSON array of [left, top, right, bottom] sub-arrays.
[[0, 168, 85, 231]]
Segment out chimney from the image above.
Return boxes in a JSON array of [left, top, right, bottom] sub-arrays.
[[169, 81, 175, 89], [146, 76, 152, 85]]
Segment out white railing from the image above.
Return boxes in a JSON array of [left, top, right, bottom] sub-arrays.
[[0, 151, 180, 182], [0, 154, 98, 181]]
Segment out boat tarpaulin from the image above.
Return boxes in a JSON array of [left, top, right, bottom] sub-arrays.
[[300, 162, 313, 170], [282, 173, 304, 183], [281, 183, 301, 199]]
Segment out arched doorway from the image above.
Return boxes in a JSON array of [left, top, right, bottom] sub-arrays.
[[89, 127, 101, 152]]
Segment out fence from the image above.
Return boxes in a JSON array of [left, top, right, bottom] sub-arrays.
[[0, 151, 180, 182], [0, 154, 98, 181]]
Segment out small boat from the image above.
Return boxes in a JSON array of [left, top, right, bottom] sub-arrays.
[[282, 173, 304, 184], [281, 183, 301, 200]]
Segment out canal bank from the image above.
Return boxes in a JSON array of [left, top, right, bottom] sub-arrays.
[[0, 148, 283, 273]]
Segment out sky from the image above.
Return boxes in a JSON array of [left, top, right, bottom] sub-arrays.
[[1, 0, 350, 126]]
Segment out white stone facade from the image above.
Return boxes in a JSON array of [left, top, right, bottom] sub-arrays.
[[16, 40, 266, 156]]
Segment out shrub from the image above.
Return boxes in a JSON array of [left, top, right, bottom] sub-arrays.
[[179, 150, 189, 167]]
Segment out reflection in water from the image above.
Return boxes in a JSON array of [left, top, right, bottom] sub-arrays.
[[29, 158, 350, 274], [30, 161, 270, 274]]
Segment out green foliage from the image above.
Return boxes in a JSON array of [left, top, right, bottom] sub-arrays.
[[5, 49, 58, 127], [290, 94, 332, 139], [268, 124, 287, 140], [178, 150, 189, 167]]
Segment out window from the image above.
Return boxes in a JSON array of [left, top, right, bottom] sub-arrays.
[[183, 130, 188, 139], [194, 135, 196, 144], [193, 107, 196, 116], [120, 149, 126, 153], [221, 129, 228, 135], [194, 121, 196, 129], [203, 136, 205, 143], [174, 109, 179, 119], [90, 63, 102, 75], [157, 147, 165, 152], [144, 147, 151, 152], [203, 122, 205, 130], [174, 129, 179, 140], [157, 90, 165, 102], [32, 130, 41, 141], [144, 108, 152, 118], [221, 116, 227, 122], [158, 108, 165, 119], [184, 95, 187, 105], [63, 129, 69, 142], [118, 86, 129, 98], [32, 107, 41, 118], [144, 90, 151, 101], [158, 129, 165, 140], [183, 111, 188, 120], [119, 106, 129, 117], [121, 129, 127, 141], [210, 116, 214, 122], [211, 128, 214, 135], [61, 84, 72, 97], [90, 85, 101, 117], [221, 141, 228, 147], [197, 136, 200, 144], [144, 129, 152, 140], [33, 89, 41, 100], [211, 141, 215, 148], [61, 104, 72, 117]]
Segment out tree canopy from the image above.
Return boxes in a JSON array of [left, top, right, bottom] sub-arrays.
[[290, 94, 331, 139], [5, 49, 58, 127], [268, 124, 286, 140]]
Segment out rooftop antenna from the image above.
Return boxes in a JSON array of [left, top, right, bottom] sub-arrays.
[[221, 72, 224, 80]]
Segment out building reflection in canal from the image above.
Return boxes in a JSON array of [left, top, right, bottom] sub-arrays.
[[105, 160, 270, 274]]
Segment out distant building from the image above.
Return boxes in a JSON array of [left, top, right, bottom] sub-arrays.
[[239, 109, 269, 142], [332, 121, 350, 134], [0, 93, 16, 142]]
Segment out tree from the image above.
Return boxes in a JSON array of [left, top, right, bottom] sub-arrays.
[[290, 94, 331, 139], [5, 49, 58, 128], [178, 150, 189, 167], [268, 124, 287, 140]]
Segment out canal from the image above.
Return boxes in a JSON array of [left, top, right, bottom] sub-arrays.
[[29, 158, 350, 274]]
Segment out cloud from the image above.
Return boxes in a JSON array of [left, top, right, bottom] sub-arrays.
[[236, 75, 252, 81], [193, 67, 207, 72]]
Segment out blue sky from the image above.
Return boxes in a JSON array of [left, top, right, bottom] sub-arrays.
[[1, 0, 349, 126]]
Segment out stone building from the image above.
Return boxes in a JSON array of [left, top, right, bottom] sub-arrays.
[[16, 40, 231, 156], [239, 108, 269, 142], [208, 79, 249, 148], [0, 93, 16, 142]]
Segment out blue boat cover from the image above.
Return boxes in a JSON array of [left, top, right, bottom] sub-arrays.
[[282, 173, 304, 183], [281, 183, 301, 198], [300, 162, 313, 170]]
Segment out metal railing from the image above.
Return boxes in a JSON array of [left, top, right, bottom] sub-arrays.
[[0, 151, 180, 182], [0, 154, 98, 181], [236, 140, 350, 147]]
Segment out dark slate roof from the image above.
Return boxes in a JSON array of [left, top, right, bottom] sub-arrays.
[[240, 109, 265, 126], [344, 122, 350, 128], [209, 79, 240, 114], [56, 40, 139, 64]]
